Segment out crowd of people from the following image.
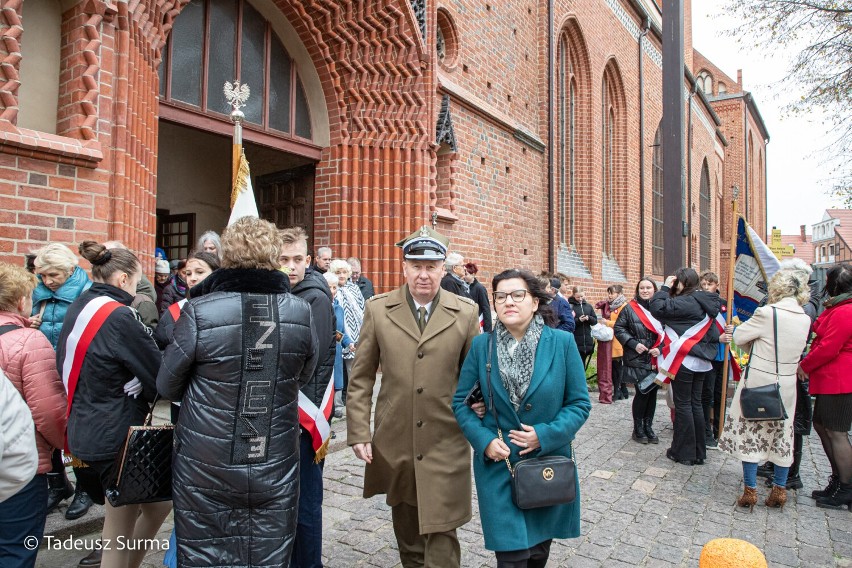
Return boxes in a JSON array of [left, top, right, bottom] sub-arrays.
[[0, 218, 850, 568]]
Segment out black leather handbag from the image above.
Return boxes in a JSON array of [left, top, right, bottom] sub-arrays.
[[739, 307, 788, 422], [105, 397, 174, 507], [485, 333, 576, 510]]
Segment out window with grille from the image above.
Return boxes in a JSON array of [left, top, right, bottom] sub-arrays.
[[159, 0, 312, 140], [652, 125, 664, 274], [156, 211, 196, 262], [699, 160, 711, 271]]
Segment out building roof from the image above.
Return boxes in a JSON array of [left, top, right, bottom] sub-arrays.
[[826, 209, 852, 249], [779, 233, 814, 265]]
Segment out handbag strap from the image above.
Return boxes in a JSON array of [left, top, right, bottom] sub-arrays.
[[485, 332, 514, 476], [144, 394, 161, 426], [772, 307, 780, 380]]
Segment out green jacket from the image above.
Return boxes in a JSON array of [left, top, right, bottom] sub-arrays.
[[453, 326, 591, 551]]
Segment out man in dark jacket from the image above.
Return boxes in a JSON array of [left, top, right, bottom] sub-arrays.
[[348, 257, 375, 300], [549, 277, 576, 333], [440, 252, 473, 300], [279, 227, 337, 568]]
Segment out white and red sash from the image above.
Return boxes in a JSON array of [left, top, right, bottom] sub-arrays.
[[298, 377, 335, 462], [60, 296, 124, 449], [629, 300, 664, 350], [655, 315, 713, 384], [167, 298, 188, 322]]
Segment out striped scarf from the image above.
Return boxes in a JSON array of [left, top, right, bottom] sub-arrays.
[[338, 282, 365, 359]]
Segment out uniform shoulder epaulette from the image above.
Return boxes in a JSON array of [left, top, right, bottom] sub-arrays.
[[457, 296, 476, 306], [368, 292, 390, 302]]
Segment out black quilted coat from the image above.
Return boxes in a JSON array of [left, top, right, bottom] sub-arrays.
[[157, 269, 318, 567], [614, 298, 659, 383]]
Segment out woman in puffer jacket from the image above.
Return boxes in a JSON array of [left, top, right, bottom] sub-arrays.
[[0, 262, 67, 568], [158, 217, 318, 567], [569, 286, 597, 369], [615, 277, 663, 446]]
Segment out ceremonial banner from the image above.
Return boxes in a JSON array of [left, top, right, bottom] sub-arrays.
[[732, 216, 780, 322], [227, 152, 259, 226]]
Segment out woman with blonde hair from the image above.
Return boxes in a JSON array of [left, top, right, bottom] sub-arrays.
[[56, 241, 168, 568], [719, 269, 812, 511], [329, 258, 365, 402], [158, 217, 318, 566], [0, 262, 67, 567], [29, 243, 93, 519]]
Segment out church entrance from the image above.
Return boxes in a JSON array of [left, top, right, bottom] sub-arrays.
[[154, 0, 328, 261]]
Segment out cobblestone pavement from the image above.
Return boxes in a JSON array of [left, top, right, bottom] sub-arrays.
[[37, 395, 852, 567]]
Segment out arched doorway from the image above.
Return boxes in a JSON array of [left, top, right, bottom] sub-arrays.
[[154, 0, 328, 259]]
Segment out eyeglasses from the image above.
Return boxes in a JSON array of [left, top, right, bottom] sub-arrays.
[[493, 290, 528, 304]]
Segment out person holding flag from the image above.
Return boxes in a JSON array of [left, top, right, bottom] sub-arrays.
[[278, 226, 337, 568], [650, 267, 721, 467], [615, 277, 663, 445]]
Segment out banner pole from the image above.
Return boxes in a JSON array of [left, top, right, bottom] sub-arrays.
[[224, 81, 249, 208], [718, 185, 740, 436]]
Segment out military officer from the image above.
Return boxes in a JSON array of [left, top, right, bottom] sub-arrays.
[[347, 226, 480, 568]]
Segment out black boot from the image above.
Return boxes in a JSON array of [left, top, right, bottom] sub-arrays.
[[632, 419, 648, 444], [785, 434, 804, 490], [65, 488, 93, 520], [813, 474, 840, 500], [756, 462, 774, 479], [621, 384, 630, 400], [46, 472, 74, 513], [78, 546, 102, 567], [643, 417, 659, 444], [816, 481, 852, 511]]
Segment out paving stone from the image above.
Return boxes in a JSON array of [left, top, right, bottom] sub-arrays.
[[590, 469, 614, 480], [631, 479, 657, 494], [644, 466, 669, 478]]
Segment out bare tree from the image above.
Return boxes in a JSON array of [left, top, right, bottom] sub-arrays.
[[722, 0, 851, 202]]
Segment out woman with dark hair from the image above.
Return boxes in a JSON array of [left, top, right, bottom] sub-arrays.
[[153, 251, 220, 350], [615, 277, 663, 445], [463, 262, 493, 332], [158, 217, 318, 566], [158, 259, 188, 314], [453, 269, 591, 567], [56, 241, 169, 568], [650, 267, 720, 466], [597, 284, 628, 401], [799, 262, 852, 510], [568, 286, 597, 370]]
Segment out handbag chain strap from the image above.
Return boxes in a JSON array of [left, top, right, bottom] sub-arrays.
[[485, 331, 573, 478], [486, 332, 515, 476], [143, 394, 161, 427]]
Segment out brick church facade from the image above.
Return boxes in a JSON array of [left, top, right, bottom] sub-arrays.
[[0, 0, 768, 296]]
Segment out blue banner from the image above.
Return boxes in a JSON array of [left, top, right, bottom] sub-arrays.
[[732, 216, 781, 322]]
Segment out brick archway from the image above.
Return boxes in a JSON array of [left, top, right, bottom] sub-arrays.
[[114, 0, 433, 288]]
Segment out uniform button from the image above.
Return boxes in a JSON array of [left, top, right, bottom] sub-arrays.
[[416, 454, 423, 460], [524, 403, 532, 411], [417, 351, 424, 359], [417, 420, 423, 427], [417, 387, 423, 393]]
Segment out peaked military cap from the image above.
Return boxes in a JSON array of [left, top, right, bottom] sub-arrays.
[[395, 225, 449, 261]]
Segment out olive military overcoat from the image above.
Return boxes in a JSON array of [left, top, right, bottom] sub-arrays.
[[346, 285, 480, 534]]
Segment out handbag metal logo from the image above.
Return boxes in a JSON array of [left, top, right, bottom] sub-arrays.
[[542, 467, 554, 481]]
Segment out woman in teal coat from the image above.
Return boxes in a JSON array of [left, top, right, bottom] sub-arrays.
[[453, 269, 591, 567]]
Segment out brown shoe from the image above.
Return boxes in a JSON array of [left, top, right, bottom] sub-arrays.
[[765, 484, 788, 511], [735, 486, 758, 512]]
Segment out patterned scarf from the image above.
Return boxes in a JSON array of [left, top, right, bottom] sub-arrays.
[[337, 281, 365, 359], [609, 294, 627, 312], [823, 291, 852, 308], [496, 314, 544, 411]]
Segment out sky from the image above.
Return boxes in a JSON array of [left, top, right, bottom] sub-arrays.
[[691, 4, 842, 236]]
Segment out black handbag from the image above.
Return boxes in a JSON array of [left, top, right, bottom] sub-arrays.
[[485, 333, 576, 510], [105, 396, 174, 507], [739, 307, 788, 422]]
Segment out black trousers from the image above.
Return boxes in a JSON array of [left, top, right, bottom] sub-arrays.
[[632, 384, 659, 421], [495, 540, 552, 568], [611, 357, 624, 396], [702, 360, 723, 439], [670, 368, 708, 462]]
